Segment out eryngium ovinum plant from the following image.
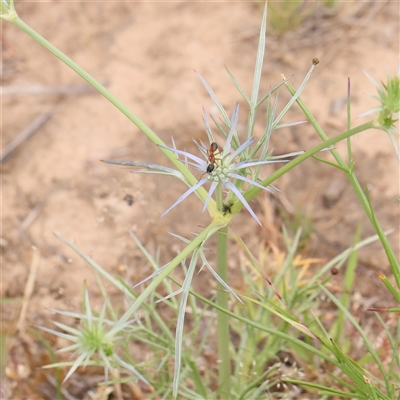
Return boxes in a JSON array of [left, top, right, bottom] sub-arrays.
[[2, 0, 399, 398]]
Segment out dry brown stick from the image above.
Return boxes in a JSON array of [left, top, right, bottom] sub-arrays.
[[19, 202, 44, 234], [17, 246, 40, 334], [1, 111, 52, 163], [113, 369, 124, 400]]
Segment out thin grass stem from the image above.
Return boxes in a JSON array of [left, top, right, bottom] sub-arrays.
[[216, 225, 230, 397]]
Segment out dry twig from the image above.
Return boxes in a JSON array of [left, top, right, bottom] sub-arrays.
[[17, 246, 40, 334], [1, 112, 52, 163]]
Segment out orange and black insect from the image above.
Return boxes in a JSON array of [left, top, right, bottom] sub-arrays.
[[206, 142, 220, 174], [200, 142, 221, 179]]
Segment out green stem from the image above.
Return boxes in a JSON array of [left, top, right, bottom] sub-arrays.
[[241, 119, 399, 284], [216, 225, 230, 397], [215, 183, 230, 396], [285, 83, 400, 287], [114, 220, 222, 328], [59, 220, 225, 337], [215, 183, 224, 211], [242, 121, 373, 204], [9, 16, 214, 211]]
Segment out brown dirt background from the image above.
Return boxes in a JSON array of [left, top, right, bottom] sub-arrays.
[[1, 1, 399, 399]]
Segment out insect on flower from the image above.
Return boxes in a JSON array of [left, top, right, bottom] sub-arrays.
[[204, 142, 221, 175], [157, 103, 293, 225], [222, 202, 233, 215], [208, 142, 220, 166]]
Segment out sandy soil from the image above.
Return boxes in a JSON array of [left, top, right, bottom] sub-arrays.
[[2, 1, 399, 398]]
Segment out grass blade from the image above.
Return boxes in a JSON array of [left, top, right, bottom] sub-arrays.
[[173, 250, 199, 398], [225, 66, 250, 104], [246, 1, 268, 139]]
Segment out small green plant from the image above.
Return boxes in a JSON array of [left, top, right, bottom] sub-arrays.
[[263, 0, 312, 35], [258, 0, 339, 36], [2, 0, 399, 398]]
